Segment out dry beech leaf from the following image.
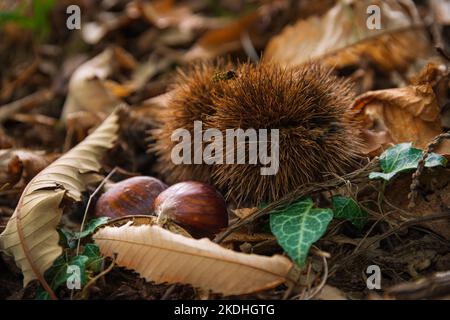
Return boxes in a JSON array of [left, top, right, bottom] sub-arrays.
[[222, 232, 275, 244], [0, 127, 13, 149], [385, 168, 450, 239], [185, 11, 261, 61], [0, 149, 58, 188], [125, 55, 173, 94], [63, 47, 171, 113], [231, 207, 258, 220], [315, 285, 347, 300], [264, 0, 429, 71], [0, 110, 120, 288], [139, 0, 191, 29], [82, 5, 140, 44], [93, 223, 293, 295], [138, 0, 223, 31], [353, 85, 450, 155], [61, 48, 124, 119], [134, 91, 174, 124], [430, 0, 450, 25]]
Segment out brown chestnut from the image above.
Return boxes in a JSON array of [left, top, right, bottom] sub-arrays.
[[153, 181, 228, 237], [95, 176, 167, 218]]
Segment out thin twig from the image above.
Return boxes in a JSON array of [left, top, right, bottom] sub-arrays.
[[241, 30, 260, 63], [0, 89, 53, 123], [78, 255, 116, 299], [305, 256, 328, 300], [214, 159, 379, 243], [329, 212, 450, 277], [161, 284, 177, 300], [385, 270, 450, 299], [75, 168, 118, 256]]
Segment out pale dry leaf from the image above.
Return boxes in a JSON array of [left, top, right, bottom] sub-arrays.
[[353, 84, 450, 155], [315, 285, 347, 300], [222, 231, 275, 244], [61, 48, 123, 119], [0, 110, 120, 287], [264, 0, 429, 71], [125, 55, 173, 93], [385, 168, 450, 239], [94, 54, 174, 98], [133, 91, 174, 124], [430, 0, 450, 25], [185, 11, 261, 61], [0, 149, 58, 188], [93, 223, 293, 295], [138, 0, 224, 31], [231, 207, 258, 219], [81, 4, 140, 45]]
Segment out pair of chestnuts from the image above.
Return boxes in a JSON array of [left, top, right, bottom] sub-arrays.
[[95, 176, 228, 238]]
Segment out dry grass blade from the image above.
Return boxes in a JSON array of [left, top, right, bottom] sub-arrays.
[[0, 109, 120, 295], [93, 223, 293, 296]]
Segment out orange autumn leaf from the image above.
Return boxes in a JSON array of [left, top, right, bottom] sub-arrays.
[[353, 85, 450, 155], [185, 11, 261, 61], [264, 0, 429, 71]]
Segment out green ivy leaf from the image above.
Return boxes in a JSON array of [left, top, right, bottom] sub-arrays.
[[369, 142, 447, 181], [73, 217, 109, 240], [35, 288, 51, 300], [0, 0, 56, 38], [49, 255, 89, 290], [37, 254, 90, 299], [332, 196, 368, 229], [270, 198, 333, 266], [58, 229, 76, 249], [83, 243, 104, 273], [58, 217, 109, 251]]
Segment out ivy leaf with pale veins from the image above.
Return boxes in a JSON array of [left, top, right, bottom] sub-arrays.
[[369, 142, 447, 181], [36, 254, 90, 300], [270, 198, 333, 266], [83, 243, 103, 273], [332, 196, 368, 230], [73, 217, 109, 240]]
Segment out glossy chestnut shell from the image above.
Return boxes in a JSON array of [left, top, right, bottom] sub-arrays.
[[95, 176, 167, 218], [153, 181, 228, 237]]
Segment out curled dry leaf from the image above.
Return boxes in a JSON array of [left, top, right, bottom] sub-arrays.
[[264, 0, 429, 71], [0, 127, 13, 149], [231, 207, 259, 220], [93, 222, 293, 295], [134, 90, 174, 125], [82, 5, 140, 45], [315, 285, 347, 300], [185, 10, 261, 61], [0, 149, 58, 188], [353, 85, 450, 155], [430, 0, 450, 25], [61, 48, 125, 119], [138, 0, 224, 31], [0, 110, 119, 288], [385, 167, 450, 239]]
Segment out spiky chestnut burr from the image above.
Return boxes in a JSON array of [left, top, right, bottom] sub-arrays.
[[151, 62, 361, 205], [150, 61, 233, 185]]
